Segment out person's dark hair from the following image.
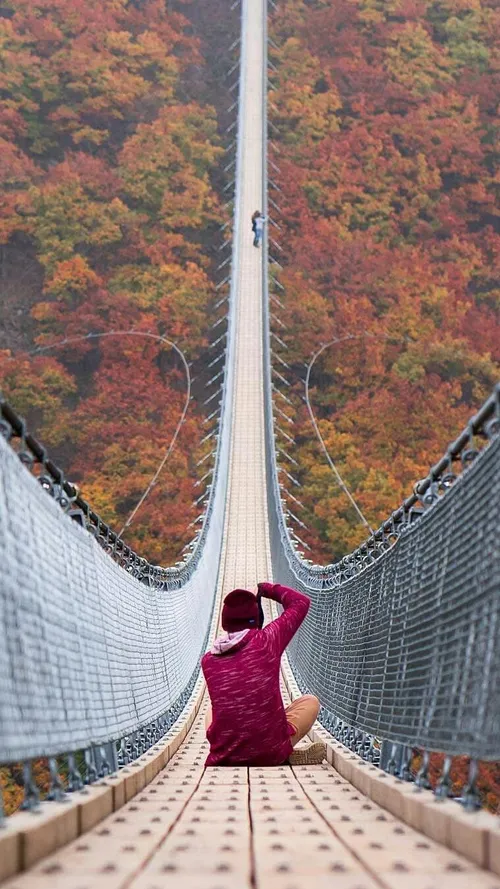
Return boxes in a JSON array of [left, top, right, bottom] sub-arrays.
[[252, 210, 261, 221]]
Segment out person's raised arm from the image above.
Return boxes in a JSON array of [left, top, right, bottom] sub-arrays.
[[258, 582, 310, 655]]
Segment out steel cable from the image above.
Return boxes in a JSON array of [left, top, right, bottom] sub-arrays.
[[15, 330, 191, 537]]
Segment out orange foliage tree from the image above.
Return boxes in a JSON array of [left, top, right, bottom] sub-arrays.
[[268, 0, 500, 562], [0, 0, 230, 566]]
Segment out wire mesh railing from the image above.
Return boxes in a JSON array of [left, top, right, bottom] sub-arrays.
[[0, 9, 245, 817], [262, 0, 500, 803]]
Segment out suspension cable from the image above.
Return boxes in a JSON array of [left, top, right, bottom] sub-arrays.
[[22, 330, 191, 538], [304, 334, 376, 536]]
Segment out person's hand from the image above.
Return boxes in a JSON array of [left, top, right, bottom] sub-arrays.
[[257, 582, 275, 598]]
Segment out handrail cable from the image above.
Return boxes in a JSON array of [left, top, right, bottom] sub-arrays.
[[304, 335, 375, 536], [18, 330, 191, 538]]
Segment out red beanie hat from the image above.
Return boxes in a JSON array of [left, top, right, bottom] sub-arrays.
[[221, 588, 259, 632]]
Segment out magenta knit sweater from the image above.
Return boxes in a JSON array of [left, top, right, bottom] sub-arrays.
[[201, 583, 310, 766]]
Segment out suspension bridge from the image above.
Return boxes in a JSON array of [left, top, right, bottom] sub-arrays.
[[1, 0, 500, 886]]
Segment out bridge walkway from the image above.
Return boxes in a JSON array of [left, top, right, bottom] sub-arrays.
[[4, 722, 499, 889], [2, 0, 500, 887]]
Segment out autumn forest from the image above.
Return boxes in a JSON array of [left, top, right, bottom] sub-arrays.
[[268, 0, 499, 559], [0, 0, 241, 563], [1, 0, 498, 570]]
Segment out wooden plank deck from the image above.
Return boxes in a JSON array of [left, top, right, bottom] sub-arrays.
[[5, 714, 499, 889]]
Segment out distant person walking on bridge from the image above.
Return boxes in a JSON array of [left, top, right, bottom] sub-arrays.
[[202, 582, 326, 767], [251, 210, 266, 248]]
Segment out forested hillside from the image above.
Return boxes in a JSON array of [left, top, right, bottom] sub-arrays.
[[0, 0, 238, 563], [269, 0, 500, 561]]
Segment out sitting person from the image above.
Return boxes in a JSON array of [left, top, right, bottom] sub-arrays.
[[202, 582, 326, 766]]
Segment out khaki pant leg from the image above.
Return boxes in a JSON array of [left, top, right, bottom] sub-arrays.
[[285, 695, 320, 746], [205, 704, 213, 732]]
